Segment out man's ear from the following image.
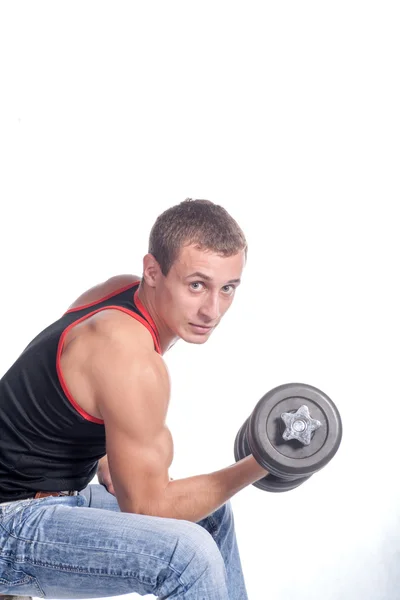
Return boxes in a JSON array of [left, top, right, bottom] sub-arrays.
[[142, 253, 162, 288]]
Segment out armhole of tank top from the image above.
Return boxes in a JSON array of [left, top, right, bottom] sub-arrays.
[[56, 305, 161, 424], [64, 281, 141, 314]]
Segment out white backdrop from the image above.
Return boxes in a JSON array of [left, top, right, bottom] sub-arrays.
[[1, 2, 399, 599]]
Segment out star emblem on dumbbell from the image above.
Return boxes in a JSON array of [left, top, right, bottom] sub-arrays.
[[281, 405, 322, 446]]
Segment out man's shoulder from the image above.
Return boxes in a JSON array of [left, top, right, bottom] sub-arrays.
[[89, 307, 155, 354], [67, 274, 141, 311], [64, 272, 154, 357], [87, 314, 170, 414], [74, 309, 168, 399]]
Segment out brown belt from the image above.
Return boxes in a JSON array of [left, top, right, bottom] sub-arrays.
[[0, 491, 78, 507], [34, 491, 78, 499]]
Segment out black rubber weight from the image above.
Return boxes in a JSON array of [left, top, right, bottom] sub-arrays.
[[234, 417, 311, 493]]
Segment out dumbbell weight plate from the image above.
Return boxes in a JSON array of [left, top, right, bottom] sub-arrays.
[[247, 383, 342, 479], [234, 417, 311, 492]]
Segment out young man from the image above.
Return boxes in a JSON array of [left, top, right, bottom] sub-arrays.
[[0, 199, 268, 600]]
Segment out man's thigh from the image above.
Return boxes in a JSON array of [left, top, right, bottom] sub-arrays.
[[79, 482, 121, 512], [0, 491, 216, 599]]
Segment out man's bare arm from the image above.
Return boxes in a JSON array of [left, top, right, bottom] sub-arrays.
[[90, 331, 268, 522], [97, 455, 116, 495], [97, 455, 173, 494]]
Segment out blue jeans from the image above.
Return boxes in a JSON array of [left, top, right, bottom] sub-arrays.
[[0, 484, 248, 599]]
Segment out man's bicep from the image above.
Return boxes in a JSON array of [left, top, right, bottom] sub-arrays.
[[105, 419, 173, 513], [94, 348, 172, 513]]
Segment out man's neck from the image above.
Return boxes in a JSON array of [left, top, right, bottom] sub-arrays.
[[136, 283, 179, 355]]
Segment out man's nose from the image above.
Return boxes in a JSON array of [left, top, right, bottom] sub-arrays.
[[199, 293, 220, 322]]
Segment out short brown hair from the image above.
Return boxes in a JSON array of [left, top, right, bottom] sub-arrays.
[[149, 198, 247, 276]]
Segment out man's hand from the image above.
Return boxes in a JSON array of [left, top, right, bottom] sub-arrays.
[[97, 455, 116, 496]]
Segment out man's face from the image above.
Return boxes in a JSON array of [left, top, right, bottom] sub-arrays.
[[155, 244, 245, 343]]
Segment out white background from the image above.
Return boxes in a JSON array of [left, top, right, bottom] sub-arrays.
[[1, 2, 399, 599]]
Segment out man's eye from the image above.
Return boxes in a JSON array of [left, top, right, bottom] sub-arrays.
[[190, 282, 203, 291], [222, 285, 235, 294]]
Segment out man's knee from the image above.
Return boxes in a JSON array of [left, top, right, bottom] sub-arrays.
[[216, 500, 234, 519], [210, 500, 235, 529], [157, 520, 226, 594], [176, 520, 226, 568]]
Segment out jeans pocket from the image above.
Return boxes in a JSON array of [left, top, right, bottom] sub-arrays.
[[0, 499, 38, 536], [0, 558, 45, 598]]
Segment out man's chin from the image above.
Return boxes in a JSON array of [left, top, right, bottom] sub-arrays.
[[187, 335, 209, 344], [181, 326, 213, 344]]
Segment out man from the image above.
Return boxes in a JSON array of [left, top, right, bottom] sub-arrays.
[[0, 199, 268, 600]]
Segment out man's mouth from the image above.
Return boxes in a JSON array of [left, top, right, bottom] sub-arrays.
[[189, 323, 213, 331]]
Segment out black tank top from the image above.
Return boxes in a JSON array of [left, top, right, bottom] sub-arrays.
[[0, 281, 161, 503]]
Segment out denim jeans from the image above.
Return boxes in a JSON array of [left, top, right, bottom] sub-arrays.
[[0, 484, 248, 599]]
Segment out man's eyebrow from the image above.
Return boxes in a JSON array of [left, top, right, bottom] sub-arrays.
[[186, 272, 212, 281], [185, 272, 241, 284]]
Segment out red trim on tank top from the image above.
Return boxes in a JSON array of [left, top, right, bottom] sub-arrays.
[[134, 289, 161, 350], [64, 281, 141, 314], [57, 305, 161, 423]]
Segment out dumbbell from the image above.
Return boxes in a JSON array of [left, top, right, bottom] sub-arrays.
[[234, 383, 342, 492]]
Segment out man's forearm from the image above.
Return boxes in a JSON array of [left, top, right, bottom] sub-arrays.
[[121, 455, 268, 522]]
